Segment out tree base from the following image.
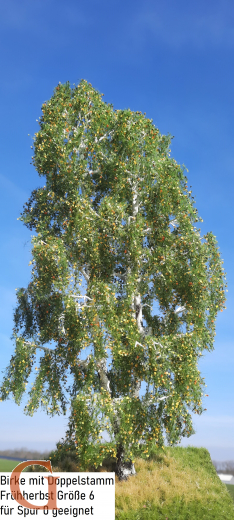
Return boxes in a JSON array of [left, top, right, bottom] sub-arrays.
[[116, 445, 136, 481]]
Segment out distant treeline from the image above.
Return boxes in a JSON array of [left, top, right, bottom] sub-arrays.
[[0, 449, 50, 460], [212, 460, 234, 476]]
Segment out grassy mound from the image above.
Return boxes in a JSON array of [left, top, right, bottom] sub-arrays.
[[115, 446, 234, 519], [2, 445, 233, 518], [49, 444, 234, 519]]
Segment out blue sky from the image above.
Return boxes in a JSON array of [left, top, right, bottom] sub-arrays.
[[0, 0, 233, 462]]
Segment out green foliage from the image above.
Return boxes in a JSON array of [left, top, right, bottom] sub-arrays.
[[48, 439, 80, 472], [0, 337, 36, 404], [0, 80, 227, 471]]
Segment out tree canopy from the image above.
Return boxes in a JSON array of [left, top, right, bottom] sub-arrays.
[[0, 80, 227, 479]]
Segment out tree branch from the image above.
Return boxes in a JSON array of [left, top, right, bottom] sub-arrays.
[[71, 295, 93, 309], [58, 313, 65, 335], [169, 219, 178, 228], [142, 228, 152, 234], [24, 341, 53, 353], [77, 355, 92, 369], [144, 395, 171, 405], [174, 306, 186, 315], [94, 130, 114, 143], [96, 358, 111, 393], [112, 271, 127, 281], [131, 380, 141, 398], [80, 267, 90, 282]]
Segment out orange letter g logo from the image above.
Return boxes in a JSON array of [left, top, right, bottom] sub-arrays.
[[10, 460, 59, 510]]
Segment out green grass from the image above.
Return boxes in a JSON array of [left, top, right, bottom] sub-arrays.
[[0, 458, 48, 473], [0, 458, 21, 472], [226, 484, 234, 503], [114, 446, 234, 519]]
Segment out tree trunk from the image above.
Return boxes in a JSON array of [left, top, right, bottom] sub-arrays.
[[116, 444, 136, 481]]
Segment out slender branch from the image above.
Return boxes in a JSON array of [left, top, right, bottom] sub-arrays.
[[169, 219, 178, 228], [151, 341, 167, 361], [153, 340, 165, 350], [95, 130, 114, 143], [144, 395, 171, 405], [80, 267, 90, 282], [77, 355, 92, 369], [71, 295, 93, 308], [132, 183, 139, 217], [87, 206, 109, 222], [135, 341, 145, 349], [135, 340, 163, 362], [135, 294, 144, 335], [70, 295, 92, 300], [112, 271, 127, 281], [37, 345, 54, 353], [24, 341, 53, 353], [128, 216, 135, 226], [174, 306, 186, 315], [58, 313, 65, 334], [96, 358, 111, 393], [132, 380, 141, 398], [142, 228, 152, 234], [59, 295, 93, 333]]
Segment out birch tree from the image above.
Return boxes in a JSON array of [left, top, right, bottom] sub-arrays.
[[0, 80, 227, 480]]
